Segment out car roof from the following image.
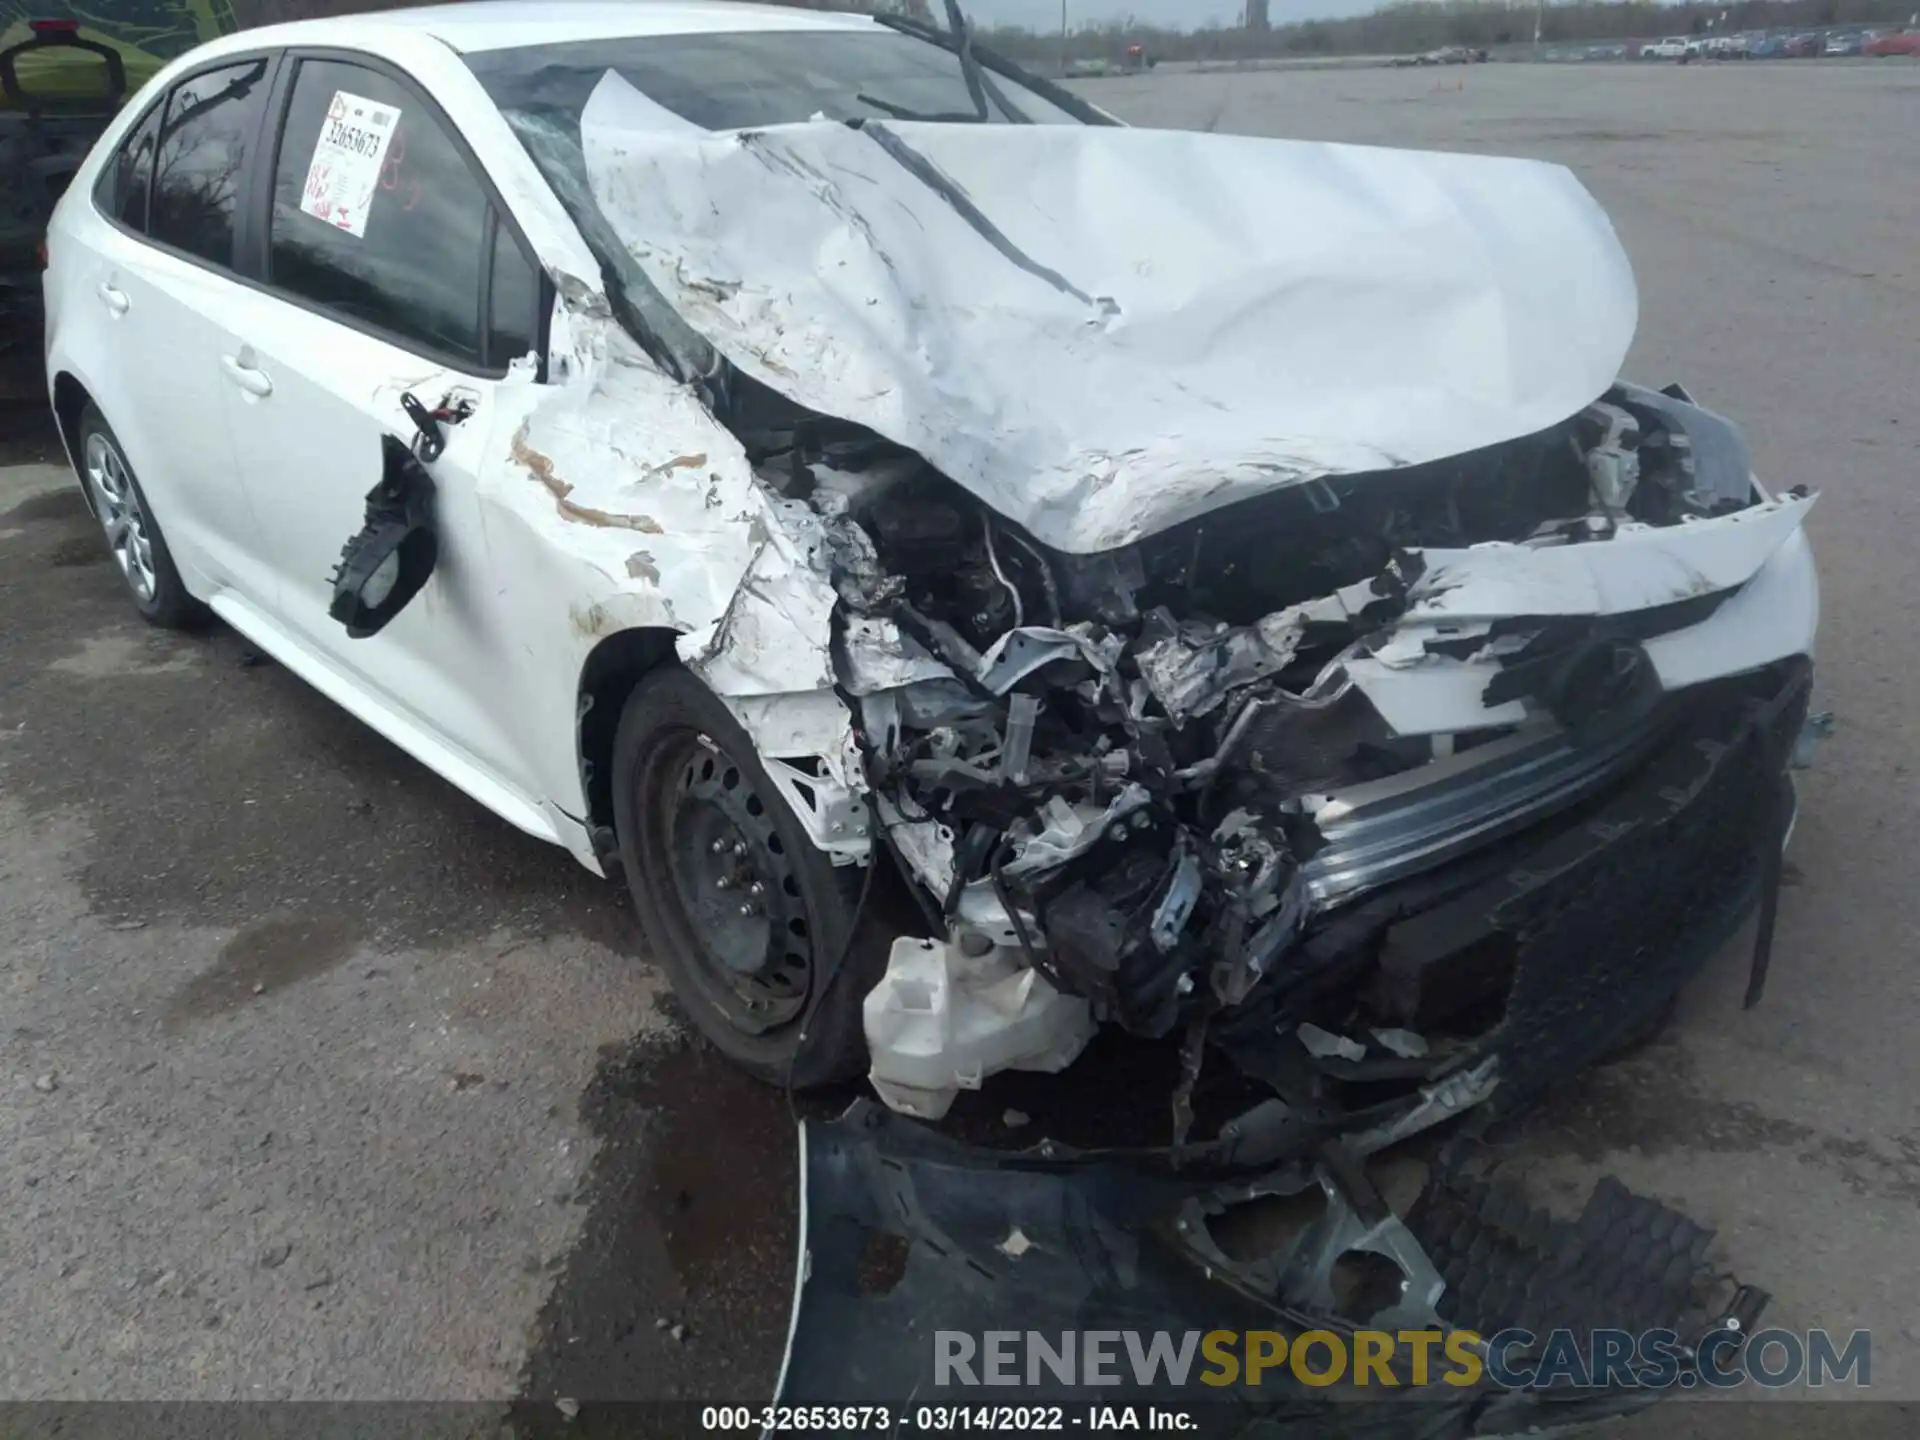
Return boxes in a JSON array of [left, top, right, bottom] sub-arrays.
[[231, 0, 881, 56]]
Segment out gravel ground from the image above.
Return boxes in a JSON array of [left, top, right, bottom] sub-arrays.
[[1, 57, 1917, 1426]]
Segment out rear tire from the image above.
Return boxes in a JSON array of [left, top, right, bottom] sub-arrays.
[[74, 404, 202, 629], [611, 666, 876, 1089]]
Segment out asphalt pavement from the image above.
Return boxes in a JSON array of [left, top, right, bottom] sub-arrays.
[[2, 57, 1918, 1425]]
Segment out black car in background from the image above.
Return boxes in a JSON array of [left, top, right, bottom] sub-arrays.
[[0, 2, 236, 397]]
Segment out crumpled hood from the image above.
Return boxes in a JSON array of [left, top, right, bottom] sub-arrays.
[[581, 75, 1638, 554]]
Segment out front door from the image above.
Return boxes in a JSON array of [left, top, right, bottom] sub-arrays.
[[206, 52, 549, 816]]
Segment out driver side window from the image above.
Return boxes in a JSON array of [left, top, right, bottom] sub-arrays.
[[266, 56, 538, 373]]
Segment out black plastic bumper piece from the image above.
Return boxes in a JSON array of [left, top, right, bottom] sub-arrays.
[[1219, 658, 1811, 1115], [773, 1103, 1763, 1437]]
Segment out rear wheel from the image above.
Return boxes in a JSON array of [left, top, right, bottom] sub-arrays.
[[75, 404, 200, 628], [611, 667, 875, 1088]]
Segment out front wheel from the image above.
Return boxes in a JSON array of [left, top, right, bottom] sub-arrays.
[[611, 667, 876, 1088]]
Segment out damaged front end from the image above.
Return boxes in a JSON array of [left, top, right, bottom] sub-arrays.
[[774, 391, 1815, 1150], [456, 60, 1821, 1438], [492, 90, 1820, 1157], [521, 100, 1821, 1150]]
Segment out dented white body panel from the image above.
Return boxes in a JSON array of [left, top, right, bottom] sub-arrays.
[[580, 82, 1639, 554], [1348, 493, 1820, 733]]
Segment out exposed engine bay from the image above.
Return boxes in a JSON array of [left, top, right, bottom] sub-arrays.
[[719, 371, 1812, 1135]]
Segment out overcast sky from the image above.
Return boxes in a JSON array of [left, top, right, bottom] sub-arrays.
[[964, 0, 1384, 30]]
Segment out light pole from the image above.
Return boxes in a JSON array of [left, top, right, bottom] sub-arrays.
[[1060, 0, 1068, 77]]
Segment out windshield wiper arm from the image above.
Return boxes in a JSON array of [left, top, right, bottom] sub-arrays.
[[978, 68, 1031, 123], [942, 0, 992, 121], [942, 6, 1032, 121], [909, 0, 1032, 124], [855, 91, 983, 124], [872, 12, 1116, 126], [858, 3, 1028, 126]]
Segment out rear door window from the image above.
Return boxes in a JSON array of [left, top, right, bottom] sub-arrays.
[[94, 100, 164, 230], [148, 57, 273, 267], [266, 56, 535, 371]]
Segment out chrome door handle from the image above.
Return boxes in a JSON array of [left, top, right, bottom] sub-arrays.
[[221, 355, 273, 398], [97, 282, 129, 316]]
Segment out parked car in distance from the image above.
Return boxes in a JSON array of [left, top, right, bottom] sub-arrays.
[[1865, 28, 1920, 54], [1749, 33, 1788, 57], [1784, 32, 1822, 56], [1825, 30, 1874, 55], [1641, 37, 1688, 59]]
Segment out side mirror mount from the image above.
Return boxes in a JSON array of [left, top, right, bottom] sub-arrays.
[[329, 434, 438, 639]]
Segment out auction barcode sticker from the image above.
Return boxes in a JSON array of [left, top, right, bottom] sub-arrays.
[[299, 90, 401, 239]]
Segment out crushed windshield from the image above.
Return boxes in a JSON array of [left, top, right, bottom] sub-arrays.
[[464, 29, 1084, 135]]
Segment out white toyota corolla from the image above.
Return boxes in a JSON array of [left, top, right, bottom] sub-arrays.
[[45, 0, 1818, 1141]]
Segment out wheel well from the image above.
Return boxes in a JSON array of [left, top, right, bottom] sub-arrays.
[[577, 627, 682, 866], [51, 371, 89, 470]]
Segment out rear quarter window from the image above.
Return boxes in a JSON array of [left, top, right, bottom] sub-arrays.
[[148, 58, 273, 268], [92, 99, 164, 230]]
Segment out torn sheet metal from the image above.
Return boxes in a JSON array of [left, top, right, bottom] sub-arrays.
[[581, 78, 1637, 554], [487, 325, 763, 645], [1399, 491, 1816, 624], [684, 499, 839, 696], [840, 615, 955, 695], [474, 314, 864, 860], [1344, 493, 1818, 733], [1641, 524, 1820, 691], [1136, 608, 1309, 723], [1001, 785, 1152, 879], [974, 624, 1122, 695]]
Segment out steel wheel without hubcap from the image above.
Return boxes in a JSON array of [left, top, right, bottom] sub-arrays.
[[650, 729, 816, 1035], [614, 665, 872, 1087], [84, 430, 156, 604]]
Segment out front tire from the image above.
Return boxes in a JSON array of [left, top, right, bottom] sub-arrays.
[[75, 404, 200, 629], [611, 667, 875, 1088]]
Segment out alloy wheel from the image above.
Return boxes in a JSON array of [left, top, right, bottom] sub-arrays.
[[83, 431, 157, 604]]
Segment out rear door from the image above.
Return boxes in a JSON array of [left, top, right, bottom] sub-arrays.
[[207, 50, 549, 809], [56, 54, 278, 600]]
